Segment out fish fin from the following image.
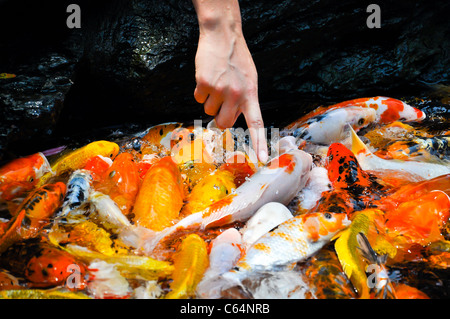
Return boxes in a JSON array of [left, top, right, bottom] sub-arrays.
[[349, 125, 370, 156], [356, 232, 378, 264]]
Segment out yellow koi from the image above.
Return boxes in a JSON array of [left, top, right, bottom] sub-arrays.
[[334, 209, 396, 299], [37, 141, 119, 187], [0, 289, 91, 299], [181, 170, 236, 216], [63, 244, 174, 281], [0, 73, 16, 79], [165, 234, 209, 299]]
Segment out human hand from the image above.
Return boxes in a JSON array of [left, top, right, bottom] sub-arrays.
[[192, 0, 268, 163]]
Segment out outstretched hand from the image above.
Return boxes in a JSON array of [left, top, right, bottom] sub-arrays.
[[192, 0, 268, 163]]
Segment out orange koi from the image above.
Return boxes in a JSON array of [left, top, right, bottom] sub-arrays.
[[25, 244, 86, 290], [96, 152, 140, 217], [132, 156, 184, 231], [0, 182, 66, 253], [82, 155, 112, 182], [384, 190, 450, 247], [0, 152, 51, 201], [393, 283, 429, 299]]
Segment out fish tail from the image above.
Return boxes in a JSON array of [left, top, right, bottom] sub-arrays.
[[350, 125, 370, 156], [356, 232, 378, 264]]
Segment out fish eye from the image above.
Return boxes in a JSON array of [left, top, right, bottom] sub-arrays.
[[109, 170, 116, 178], [324, 212, 332, 219], [358, 118, 365, 126], [109, 153, 113, 157], [189, 133, 195, 141], [29, 177, 34, 183]]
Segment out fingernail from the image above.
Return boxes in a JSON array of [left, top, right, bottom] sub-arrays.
[[259, 150, 268, 164]]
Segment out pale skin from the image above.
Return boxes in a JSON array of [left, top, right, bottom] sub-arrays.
[[192, 0, 268, 163]]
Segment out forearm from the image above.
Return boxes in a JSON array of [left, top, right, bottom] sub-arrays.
[[192, 0, 243, 37]]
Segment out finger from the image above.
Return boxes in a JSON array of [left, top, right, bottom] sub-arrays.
[[194, 85, 209, 104], [204, 92, 223, 116], [242, 102, 268, 164], [215, 98, 240, 130], [233, 110, 242, 123]]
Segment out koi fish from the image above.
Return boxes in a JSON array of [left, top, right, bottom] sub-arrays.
[[313, 142, 387, 215], [181, 170, 236, 217], [96, 152, 140, 217], [0, 289, 91, 299], [88, 191, 132, 234], [63, 244, 173, 281], [37, 141, 120, 187], [132, 156, 184, 231], [350, 126, 450, 180], [384, 190, 450, 247], [165, 234, 209, 299], [378, 135, 450, 162], [139, 122, 183, 155], [196, 228, 243, 299], [86, 260, 132, 299], [288, 97, 426, 128], [219, 151, 256, 186], [356, 232, 399, 299], [393, 283, 429, 299], [334, 209, 396, 299], [0, 152, 51, 202], [303, 249, 357, 299], [126, 138, 312, 254], [283, 106, 376, 145], [0, 182, 66, 253], [24, 244, 87, 290], [58, 169, 93, 218], [222, 212, 350, 287], [0, 73, 16, 79], [179, 161, 217, 189], [292, 166, 331, 213], [240, 202, 293, 249], [82, 155, 113, 182], [0, 269, 21, 290]]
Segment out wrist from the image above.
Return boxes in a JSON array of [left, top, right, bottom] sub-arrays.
[[193, 0, 243, 36]]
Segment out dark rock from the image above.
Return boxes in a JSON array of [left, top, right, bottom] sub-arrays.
[[0, 0, 449, 162]]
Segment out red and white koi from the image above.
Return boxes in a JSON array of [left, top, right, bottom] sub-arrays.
[[222, 212, 350, 286], [350, 126, 450, 180], [288, 97, 426, 128]]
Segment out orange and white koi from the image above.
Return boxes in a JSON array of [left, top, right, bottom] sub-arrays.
[[127, 137, 312, 254], [222, 212, 350, 286], [0, 152, 51, 201], [350, 126, 450, 180], [82, 155, 113, 182], [289, 97, 426, 127], [0, 182, 66, 253], [283, 106, 376, 145]]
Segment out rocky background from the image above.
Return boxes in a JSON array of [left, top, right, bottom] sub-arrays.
[[0, 0, 449, 162]]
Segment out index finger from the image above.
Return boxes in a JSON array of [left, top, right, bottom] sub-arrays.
[[241, 101, 268, 164]]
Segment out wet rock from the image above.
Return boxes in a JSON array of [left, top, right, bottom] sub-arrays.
[[0, 0, 449, 161]]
